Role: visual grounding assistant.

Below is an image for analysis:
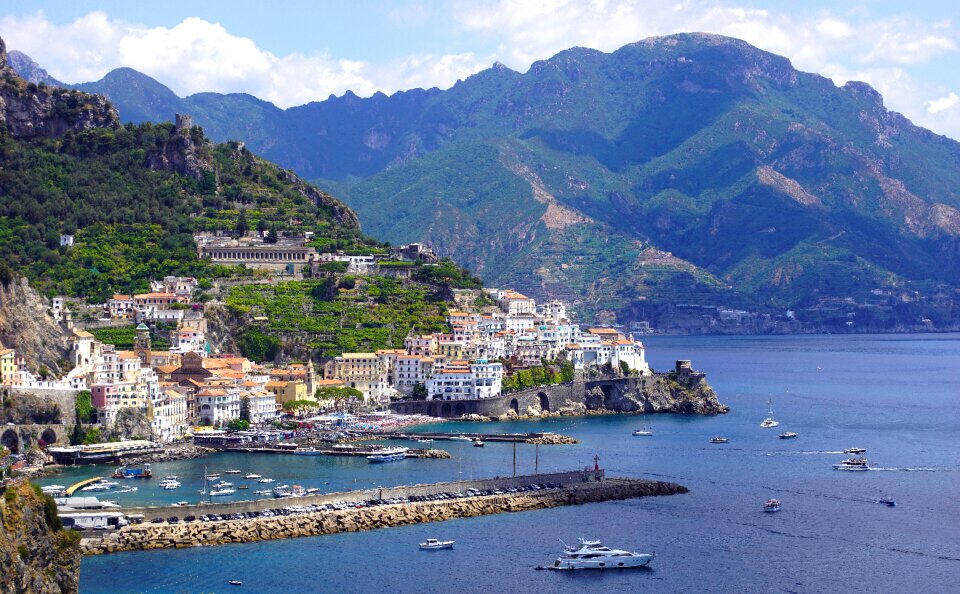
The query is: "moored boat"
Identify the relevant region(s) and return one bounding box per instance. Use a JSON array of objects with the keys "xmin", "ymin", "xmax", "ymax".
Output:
[
  {"xmin": 538, "ymin": 538, "xmax": 654, "ymax": 570},
  {"xmin": 112, "ymin": 464, "xmax": 152, "ymax": 479},
  {"xmin": 367, "ymin": 452, "xmax": 406, "ymax": 463},
  {"xmin": 763, "ymin": 499, "xmax": 782, "ymax": 512},
  {"xmin": 209, "ymin": 488, "xmax": 236, "ymax": 497},
  {"xmin": 760, "ymin": 398, "xmax": 779, "ymax": 428},
  {"xmin": 292, "ymin": 447, "xmax": 323, "ymax": 456},
  {"xmin": 243, "ymin": 474, "xmax": 262, "ymax": 479}
]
